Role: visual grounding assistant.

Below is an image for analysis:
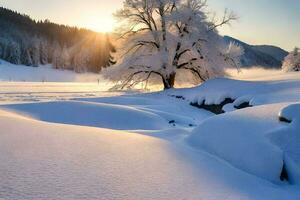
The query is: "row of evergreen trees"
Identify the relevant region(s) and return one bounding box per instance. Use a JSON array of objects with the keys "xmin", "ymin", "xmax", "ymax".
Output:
[{"xmin": 0, "ymin": 7, "xmax": 116, "ymax": 73}]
